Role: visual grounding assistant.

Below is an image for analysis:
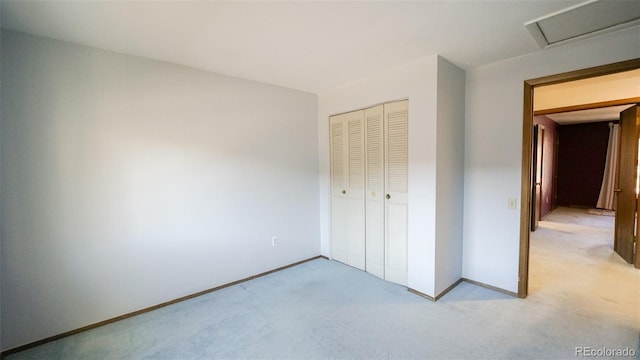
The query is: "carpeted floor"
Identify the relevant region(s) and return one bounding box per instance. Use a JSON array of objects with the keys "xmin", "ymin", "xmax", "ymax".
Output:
[
  {"xmin": 586, "ymin": 208, "xmax": 616, "ymax": 217},
  {"xmin": 7, "ymin": 207, "xmax": 640, "ymax": 359}
]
